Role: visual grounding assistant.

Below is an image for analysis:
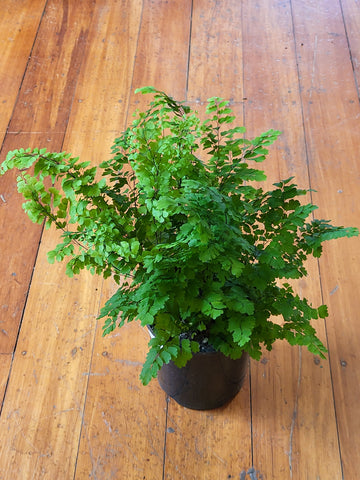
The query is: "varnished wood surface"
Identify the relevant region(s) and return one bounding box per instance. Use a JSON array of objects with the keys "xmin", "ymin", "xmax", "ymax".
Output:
[{"xmin": 0, "ymin": 1, "xmax": 359, "ymax": 478}]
